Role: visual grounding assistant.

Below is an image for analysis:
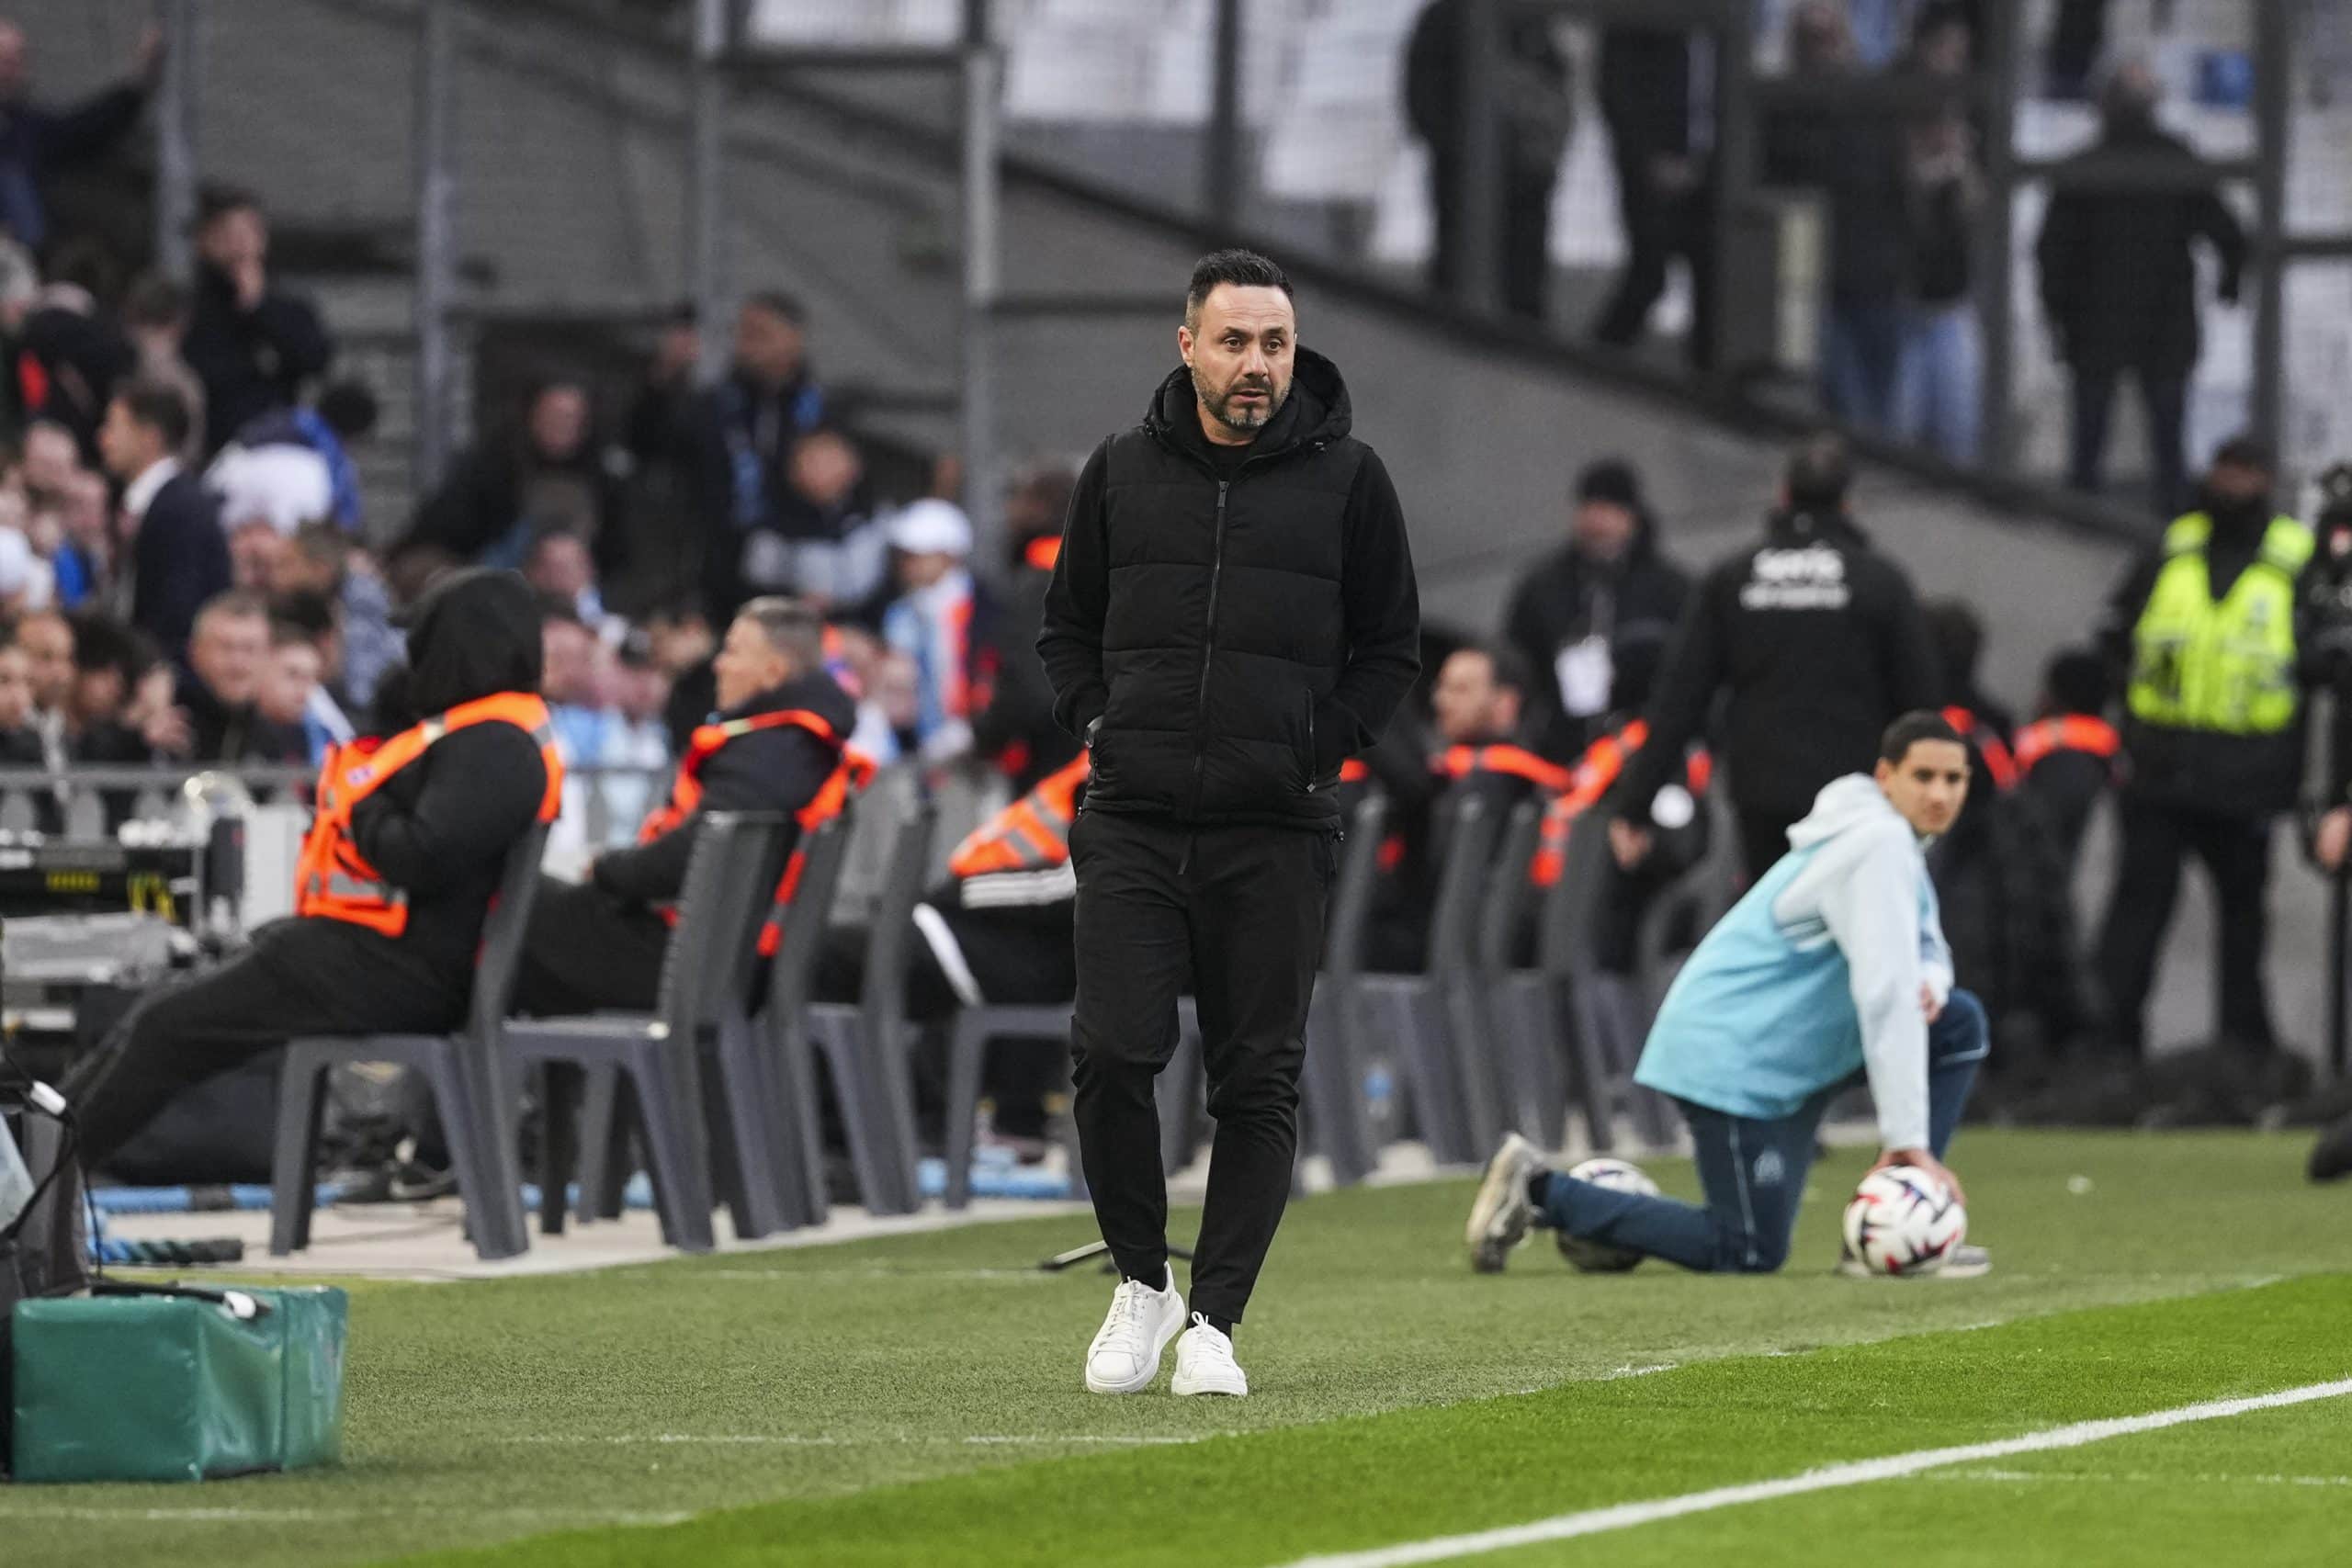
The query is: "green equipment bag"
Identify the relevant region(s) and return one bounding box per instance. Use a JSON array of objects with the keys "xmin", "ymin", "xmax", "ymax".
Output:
[{"xmin": 8, "ymin": 1285, "xmax": 347, "ymax": 1483}]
